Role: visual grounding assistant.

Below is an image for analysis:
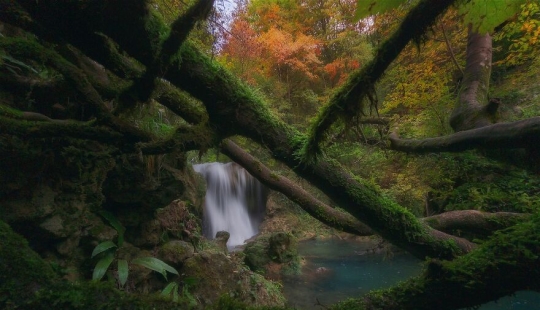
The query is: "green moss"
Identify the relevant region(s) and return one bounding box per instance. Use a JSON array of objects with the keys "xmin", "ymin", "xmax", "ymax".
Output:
[
  {"xmin": 0, "ymin": 104, "xmax": 24, "ymax": 118},
  {"xmin": 211, "ymin": 295, "xmax": 291, "ymax": 310},
  {"xmin": 0, "ymin": 220, "xmax": 56, "ymax": 307},
  {"xmin": 244, "ymin": 236, "xmax": 271, "ymax": 273}
]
